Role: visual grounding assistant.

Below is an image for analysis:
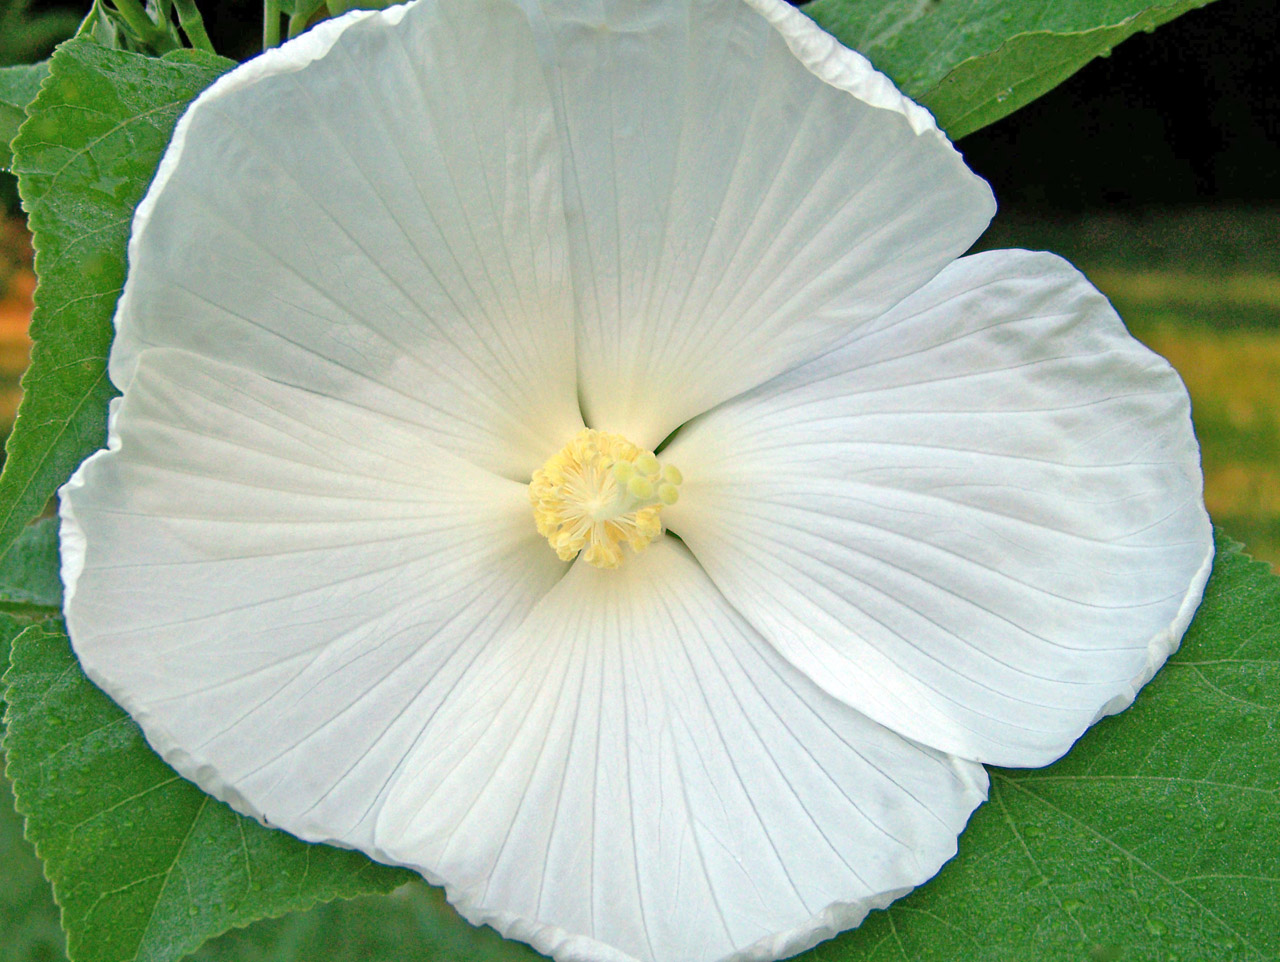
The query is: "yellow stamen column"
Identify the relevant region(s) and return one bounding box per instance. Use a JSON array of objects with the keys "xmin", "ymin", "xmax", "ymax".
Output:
[{"xmin": 529, "ymin": 429, "xmax": 683, "ymax": 568}]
